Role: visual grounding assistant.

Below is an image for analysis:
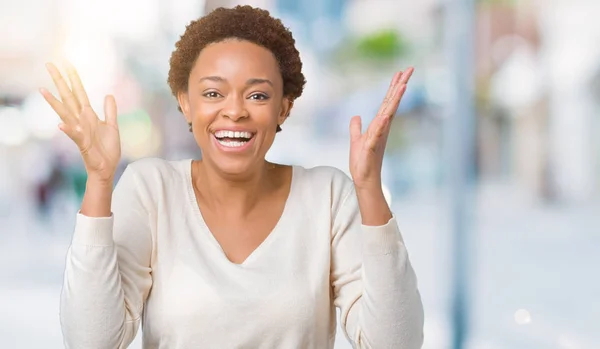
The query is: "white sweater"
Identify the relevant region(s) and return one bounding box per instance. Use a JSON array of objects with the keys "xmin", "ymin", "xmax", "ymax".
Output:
[{"xmin": 60, "ymin": 158, "xmax": 424, "ymax": 349}]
